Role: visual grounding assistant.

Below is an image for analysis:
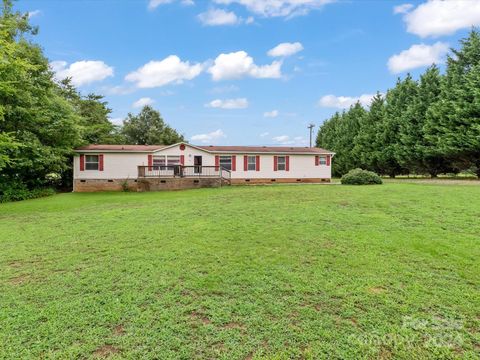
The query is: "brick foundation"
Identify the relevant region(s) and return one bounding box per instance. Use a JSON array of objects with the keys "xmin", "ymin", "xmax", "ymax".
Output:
[
  {"xmin": 230, "ymin": 178, "xmax": 330, "ymax": 185},
  {"xmin": 137, "ymin": 177, "xmax": 223, "ymax": 191},
  {"xmin": 73, "ymin": 179, "xmax": 138, "ymax": 192}
]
